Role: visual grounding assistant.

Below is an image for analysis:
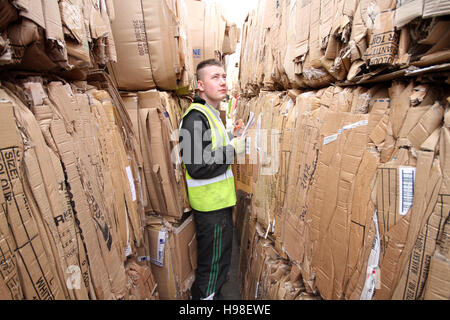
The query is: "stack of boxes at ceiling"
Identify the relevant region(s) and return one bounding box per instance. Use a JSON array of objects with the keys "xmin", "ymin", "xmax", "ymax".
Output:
[
  {"xmin": 107, "ymin": 0, "xmax": 238, "ymax": 299},
  {"xmin": 234, "ymin": 0, "xmax": 450, "ymax": 300},
  {"xmin": 0, "ymin": 0, "xmax": 159, "ymax": 300}
]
